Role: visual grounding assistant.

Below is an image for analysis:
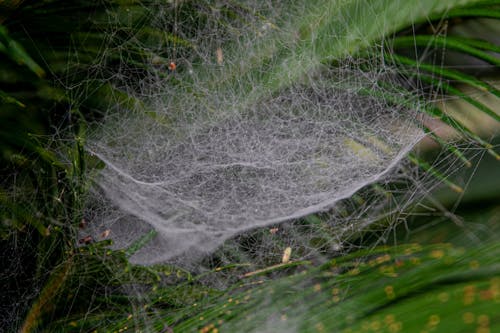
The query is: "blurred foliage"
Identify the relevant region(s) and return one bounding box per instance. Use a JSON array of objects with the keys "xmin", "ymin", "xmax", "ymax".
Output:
[{"xmin": 0, "ymin": 0, "xmax": 498, "ymax": 332}]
